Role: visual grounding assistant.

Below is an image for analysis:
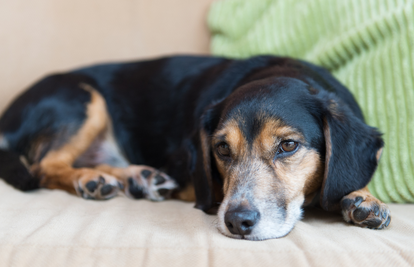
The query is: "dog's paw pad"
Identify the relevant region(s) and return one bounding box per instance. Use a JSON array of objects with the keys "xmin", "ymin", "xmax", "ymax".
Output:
[
  {"xmin": 127, "ymin": 177, "xmax": 145, "ymax": 199},
  {"xmin": 145, "ymin": 171, "xmax": 177, "ymax": 201},
  {"xmin": 141, "ymin": 170, "xmax": 152, "ymax": 179},
  {"xmin": 341, "ymin": 193, "xmax": 391, "ymax": 230},
  {"xmin": 154, "ymin": 174, "xmax": 166, "ymax": 185},
  {"xmin": 353, "ymin": 207, "xmax": 370, "ymax": 221},
  {"xmin": 158, "ymin": 188, "xmax": 170, "ymax": 197},
  {"xmin": 76, "ymin": 171, "xmax": 120, "ymax": 200},
  {"xmin": 85, "ymin": 181, "xmax": 98, "ymax": 193},
  {"xmin": 100, "ymin": 184, "xmax": 114, "ymax": 196},
  {"xmin": 123, "ymin": 166, "xmax": 178, "ymax": 201}
]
